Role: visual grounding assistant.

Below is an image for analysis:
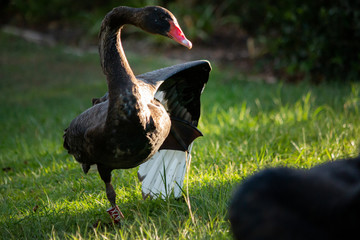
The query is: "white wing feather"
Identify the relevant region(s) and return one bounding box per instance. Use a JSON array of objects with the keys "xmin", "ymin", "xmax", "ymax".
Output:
[{"xmin": 138, "ymin": 149, "xmax": 190, "ymax": 199}]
